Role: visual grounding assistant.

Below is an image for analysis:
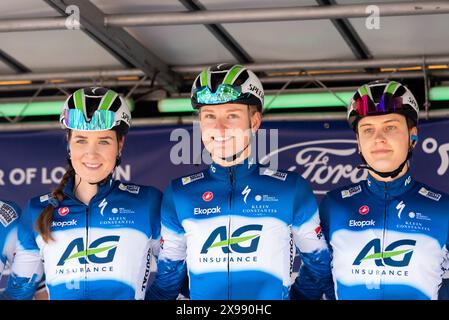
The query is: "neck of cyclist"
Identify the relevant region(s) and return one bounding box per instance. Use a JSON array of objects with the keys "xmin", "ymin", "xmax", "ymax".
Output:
[
  {"xmin": 213, "ymin": 141, "xmax": 253, "ymax": 168},
  {"xmin": 366, "ymin": 159, "xmax": 409, "ymax": 183},
  {"xmin": 74, "ymin": 174, "xmax": 101, "ymax": 205}
]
